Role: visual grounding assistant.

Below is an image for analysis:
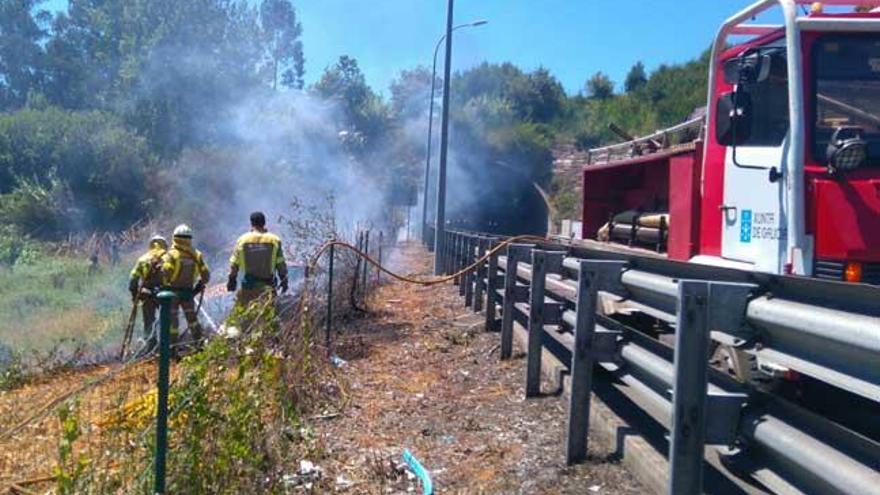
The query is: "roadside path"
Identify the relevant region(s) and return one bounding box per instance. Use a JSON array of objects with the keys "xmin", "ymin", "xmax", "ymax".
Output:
[{"xmin": 313, "ymin": 242, "xmax": 643, "ymax": 493}]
